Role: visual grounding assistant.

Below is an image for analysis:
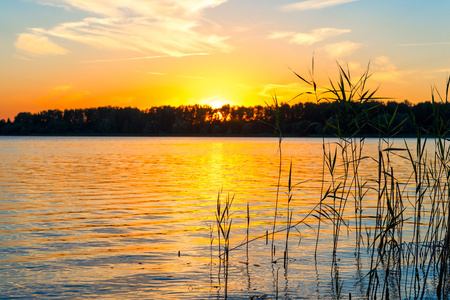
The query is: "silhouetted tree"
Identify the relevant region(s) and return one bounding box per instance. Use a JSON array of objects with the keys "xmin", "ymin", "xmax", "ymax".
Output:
[{"xmin": 1, "ymin": 100, "xmax": 448, "ymax": 137}]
